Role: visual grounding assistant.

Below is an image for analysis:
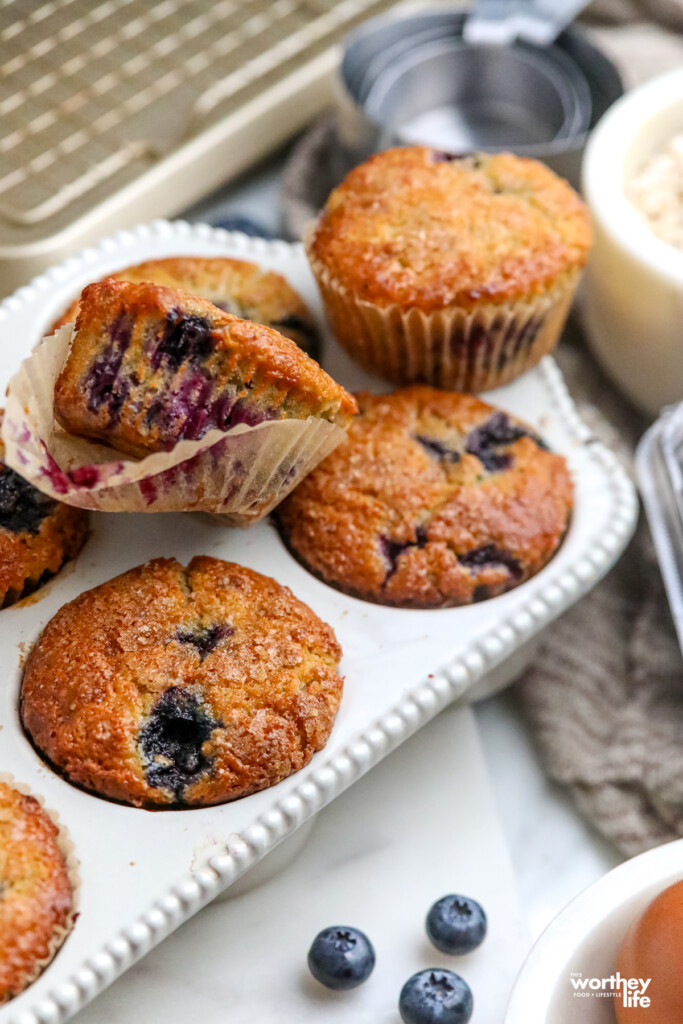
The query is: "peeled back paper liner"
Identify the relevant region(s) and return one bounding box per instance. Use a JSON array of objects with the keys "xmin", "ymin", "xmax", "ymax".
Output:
[
  {"xmin": 307, "ymin": 241, "xmax": 580, "ymax": 392},
  {"xmin": 3, "ymin": 326, "xmax": 347, "ymax": 526},
  {"xmin": 0, "ymin": 771, "xmax": 80, "ymax": 998}
]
